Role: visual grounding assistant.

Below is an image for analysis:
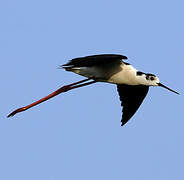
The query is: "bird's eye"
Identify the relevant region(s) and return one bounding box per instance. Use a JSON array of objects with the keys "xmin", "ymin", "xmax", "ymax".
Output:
[{"xmin": 150, "ymin": 76, "xmax": 155, "ymax": 81}]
